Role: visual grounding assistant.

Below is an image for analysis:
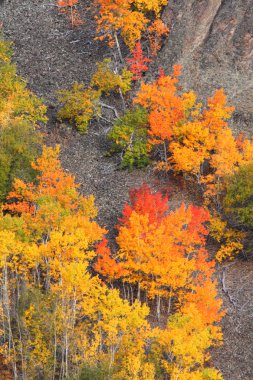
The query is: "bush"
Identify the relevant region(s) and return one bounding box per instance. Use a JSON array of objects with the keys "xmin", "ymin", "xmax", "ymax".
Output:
[
  {"xmin": 108, "ymin": 106, "xmax": 150, "ymax": 169},
  {"xmin": 57, "ymin": 83, "xmax": 101, "ymax": 133},
  {"xmin": 223, "ymin": 163, "xmax": 253, "ymax": 228},
  {"xmin": 91, "ymin": 58, "xmax": 132, "ymax": 95},
  {"xmin": 0, "ymin": 121, "xmax": 42, "ymax": 200},
  {"xmin": 0, "ymin": 35, "xmax": 45, "ymax": 201}
]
